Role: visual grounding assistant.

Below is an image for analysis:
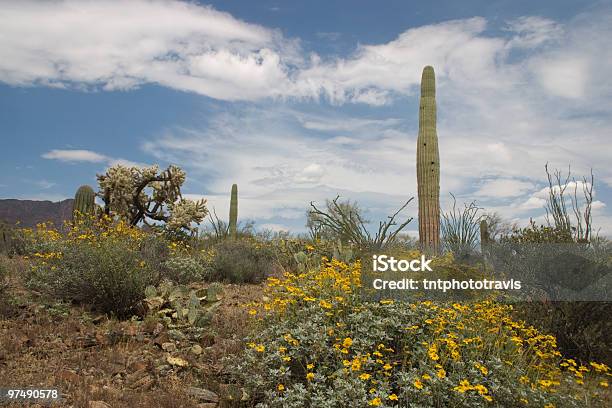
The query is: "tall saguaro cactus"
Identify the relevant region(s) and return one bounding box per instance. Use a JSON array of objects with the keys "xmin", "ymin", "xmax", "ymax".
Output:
[
  {"xmin": 480, "ymin": 219, "xmax": 490, "ymax": 250},
  {"xmin": 416, "ymin": 66, "xmax": 440, "ymax": 253},
  {"xmin": 73, "ymin": 185, "xmax": 96, "ymax": 219},
  {"xmin": 229, "ymin": 184, "xmax": 238, "ymax": 239}
]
